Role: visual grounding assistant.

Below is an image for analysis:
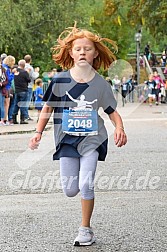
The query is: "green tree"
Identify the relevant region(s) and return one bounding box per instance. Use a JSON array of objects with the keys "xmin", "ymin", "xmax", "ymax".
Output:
[
  {"xmin": 0, "ymin": 0, "xmax": 77, "ymax": 71},
  {"xmin": 0, "ymin": 0, "xmax": 166, "ymax": 71},
  {"xmin": 90, "ymin": 0, "xmax": 167, "ymax": 56}
]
